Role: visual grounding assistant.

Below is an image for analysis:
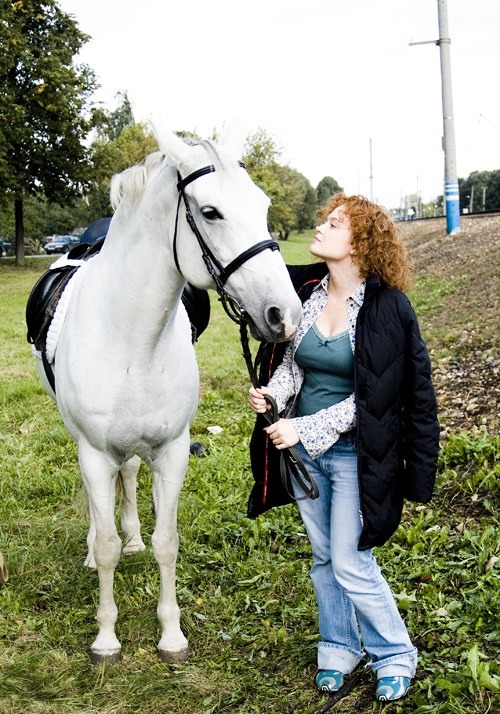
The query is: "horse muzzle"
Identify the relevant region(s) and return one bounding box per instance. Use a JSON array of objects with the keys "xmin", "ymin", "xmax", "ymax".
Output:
[{"xmin": 247, "ymin": 303, "xmax": 300, "ymax": 343}]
